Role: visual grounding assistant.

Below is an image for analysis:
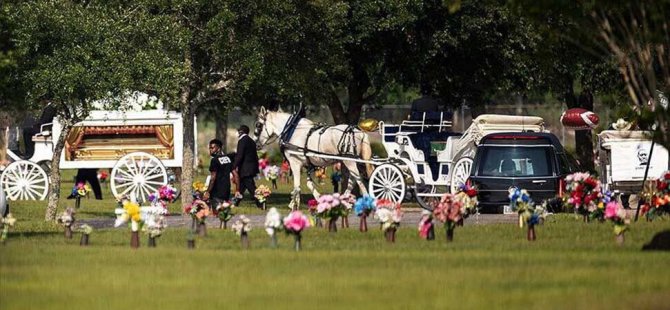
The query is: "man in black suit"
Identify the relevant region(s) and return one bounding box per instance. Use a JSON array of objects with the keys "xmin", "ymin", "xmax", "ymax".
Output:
[{"xmin": 233, "ymin": 125, "xmax": 261, "ymax": 207}]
